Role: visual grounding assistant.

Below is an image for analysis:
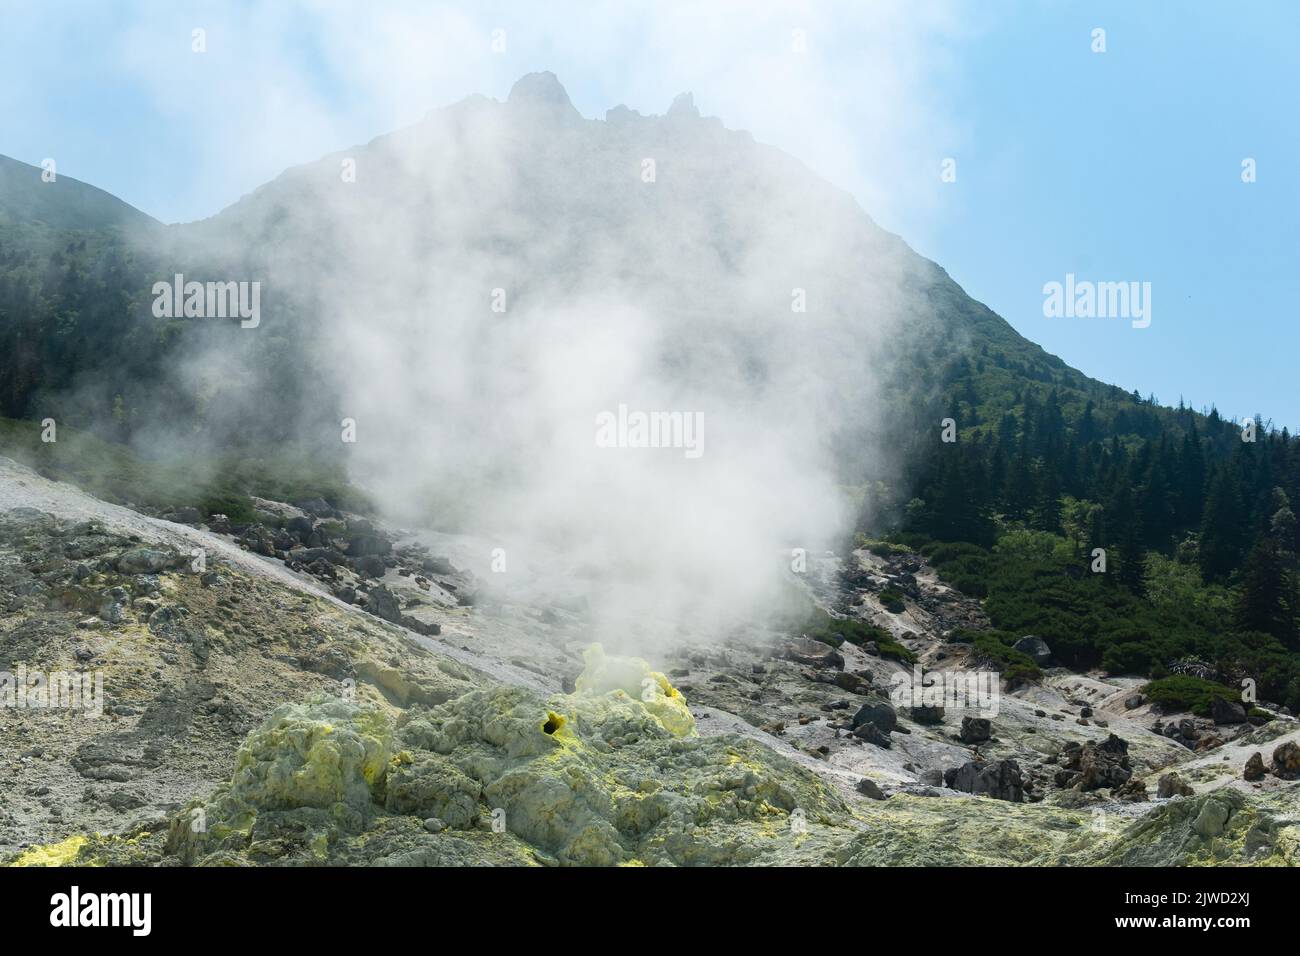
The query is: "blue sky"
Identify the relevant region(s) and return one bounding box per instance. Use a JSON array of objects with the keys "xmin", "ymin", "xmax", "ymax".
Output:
[{"xmin": 1, "ymin": 0, "xmax": 1296, "ymax": 429}]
